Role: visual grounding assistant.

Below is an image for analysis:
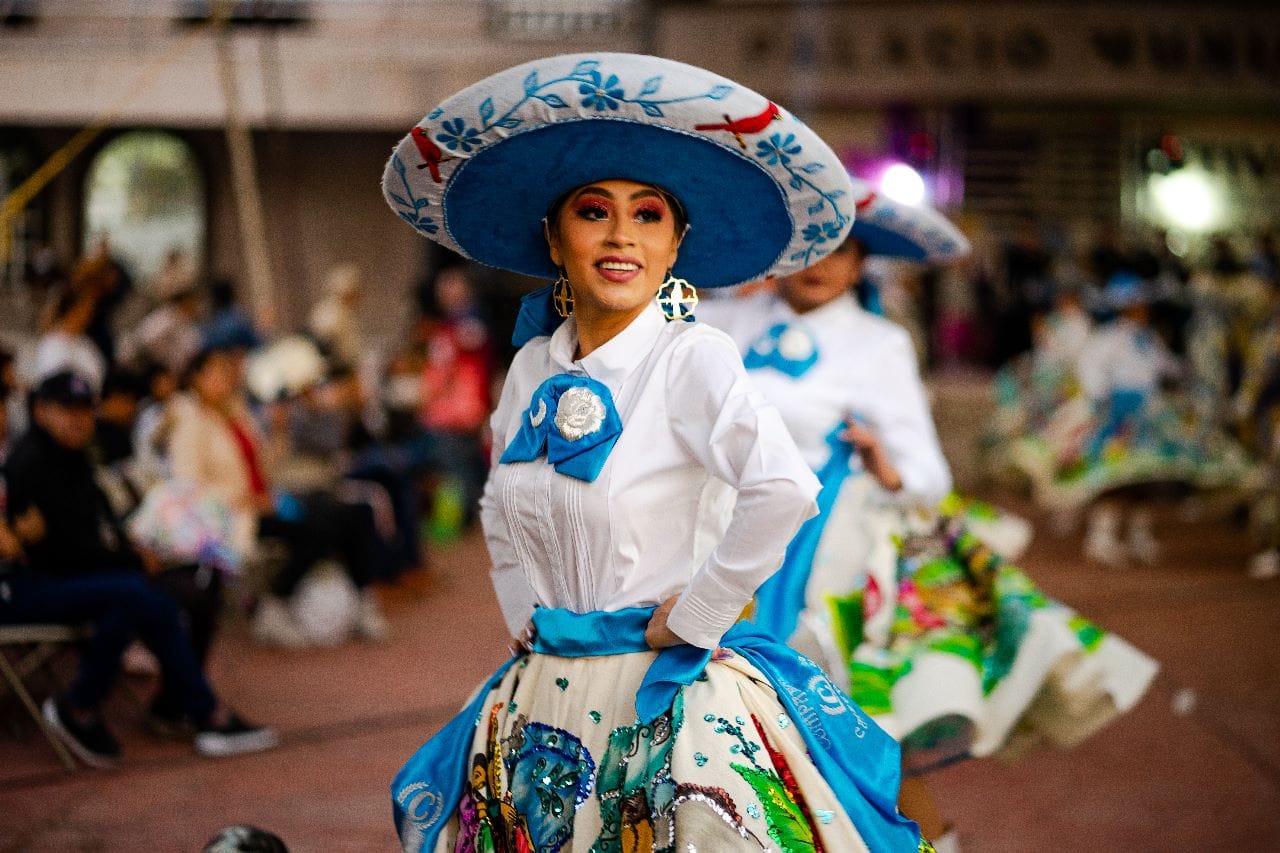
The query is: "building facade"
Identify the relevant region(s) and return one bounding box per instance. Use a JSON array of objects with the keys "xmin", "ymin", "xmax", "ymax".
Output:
[{"xmin": 2, "ymin": 1, "xmax": 1277, "ymax": 340}]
